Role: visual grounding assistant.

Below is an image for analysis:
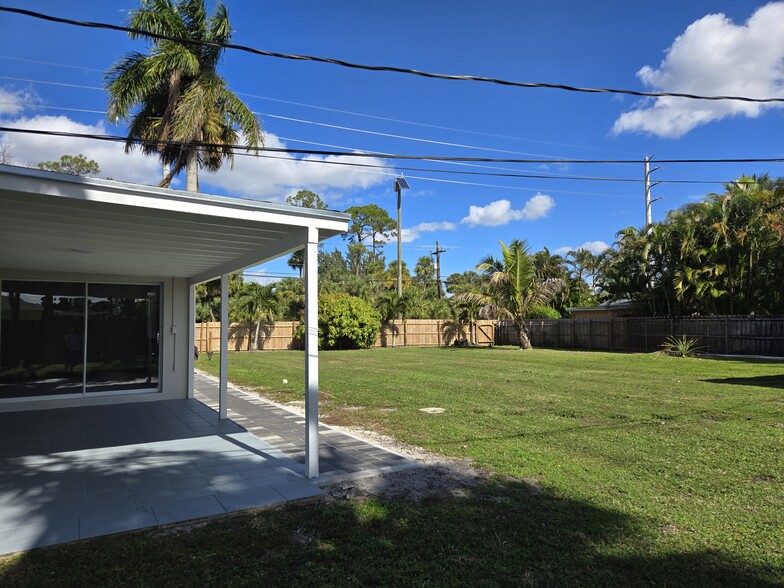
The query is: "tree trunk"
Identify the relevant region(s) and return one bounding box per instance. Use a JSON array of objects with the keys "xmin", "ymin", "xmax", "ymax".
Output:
[
  {"xmin": 254, "ymin": 318, "xmax": 261, "ymax": 351},
  {"xmin": 185, "ymin": 149, "xmax": 199, "ymax": 192},
  {"xmin": 515, "ymin": 319, "xmax": 532, "ymax": 349}
]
